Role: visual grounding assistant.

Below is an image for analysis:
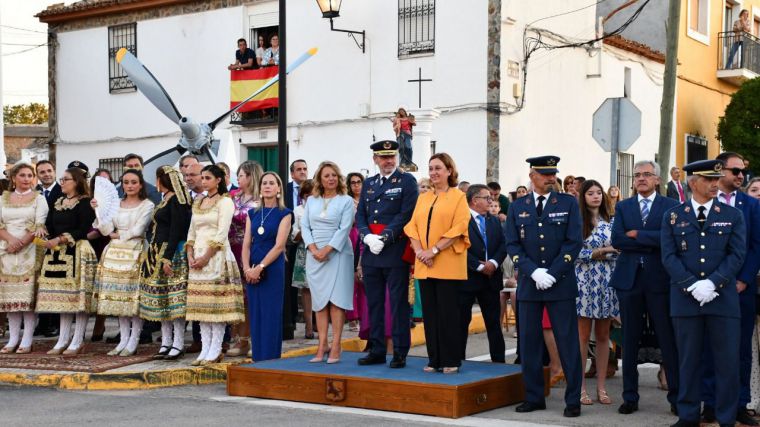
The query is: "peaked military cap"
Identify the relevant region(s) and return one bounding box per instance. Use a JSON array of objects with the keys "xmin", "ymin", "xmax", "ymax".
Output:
[
  {"xmin": 526, "ymin": 155, "xmax": 560, "ymax": 175},
  {"xmin": 682, "ymin": 159, "xmax": 724, "ymax": 178},
  {"xmin": 371, "ymin": 140, "xmax": 399, "ymax": 156},
  {"xmin": 67, "ymin": 160, "xmax": 89, "ymax": 174}
]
